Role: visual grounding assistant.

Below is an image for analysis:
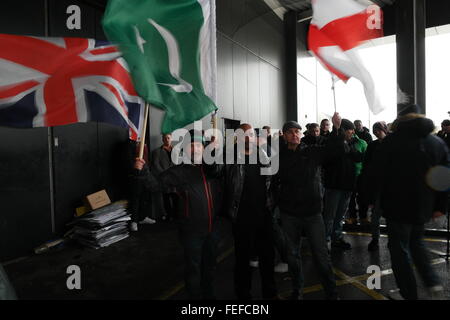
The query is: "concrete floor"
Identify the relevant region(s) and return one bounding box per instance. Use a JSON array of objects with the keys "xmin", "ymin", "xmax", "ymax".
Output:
[{"xmin": 3, "ymin": 218, "xmax": 450, "ymax": 300}]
